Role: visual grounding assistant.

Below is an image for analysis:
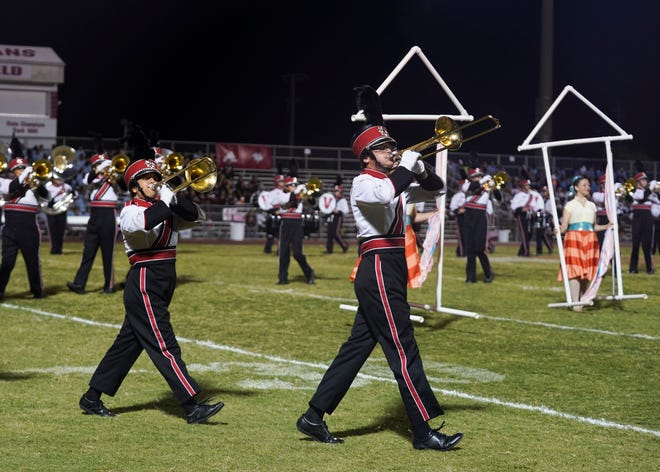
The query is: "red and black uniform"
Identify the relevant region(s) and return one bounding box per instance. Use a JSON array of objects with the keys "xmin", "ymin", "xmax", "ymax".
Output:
[
  {"xmin": 461, "ymin": 172, "xmax": 494, "ymax": 283},
  {"xmin": 70, "ymin": 155, "xmax": 119, "ymax": 292},
  {"xmin": 274, "ymin": 178, "xmax": 314, "ymax": 284},
  {"xmin": 87, "ymin": 183, "xmax": 206, "ymax": 405},
  {"xmin": 629, "ymin": 173, "xmax": 657, "ymax": 274},
  {"xmin": 307, "ymin": 164, "xmax": 445, "ymax": 434},
  {"xmin": 0, "ymin": 161, "xmax": 48, "ymax": 299}
]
